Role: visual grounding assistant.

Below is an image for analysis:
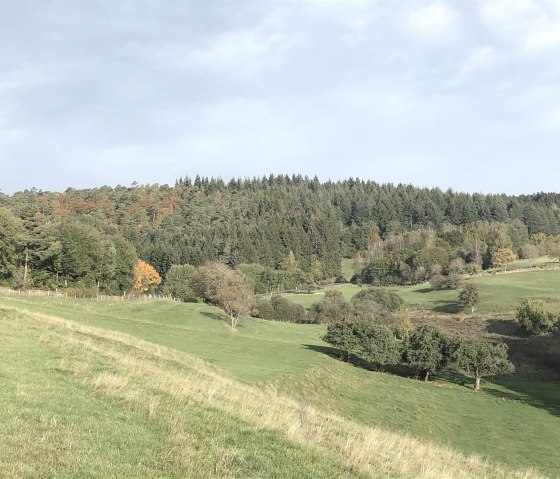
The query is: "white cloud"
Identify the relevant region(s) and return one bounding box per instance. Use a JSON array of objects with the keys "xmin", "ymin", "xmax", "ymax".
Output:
[
  {"xmin": 302, "ymin": 0, "xmax": 376, "ymax": 33},
  {"xmin": 0, "ymin": 66, "xmax": 54, "ymax": 94},
  {"xmin": 459, "ymin": 46, "xmax": 498, "ymax": 75},
  {"xmin": 542, "ymin": 106, "xmax": 560, "ymax": 130},
  {"xmin": 332, "ymin": 86, "xmax": 414, "ymax": 118},
  {"xmin": 480, "ymin": 0, "xmax": 560, "ymax": 53},
  {"xmin": 407, "ymin": 3, "xmax": 458, "ymax": 39},
  {"xmin": 154, "ymin": 25, "xmax": 296, "ymax": 78}
]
